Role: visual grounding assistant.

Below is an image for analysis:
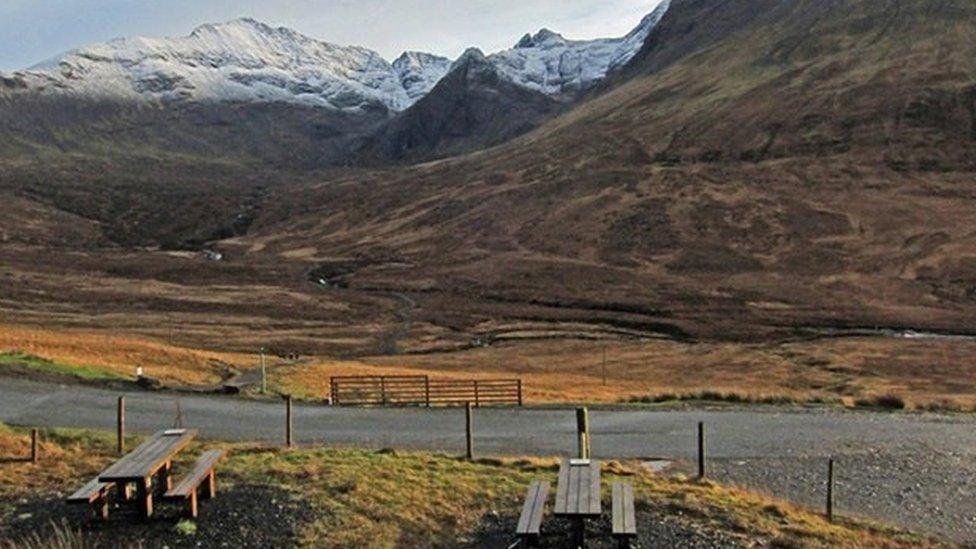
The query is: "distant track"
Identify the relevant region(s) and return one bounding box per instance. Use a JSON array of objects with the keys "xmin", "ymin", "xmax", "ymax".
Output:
[{"xmin": 2, "ymin": 377, "xmax": 975, "ymax": 542}]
